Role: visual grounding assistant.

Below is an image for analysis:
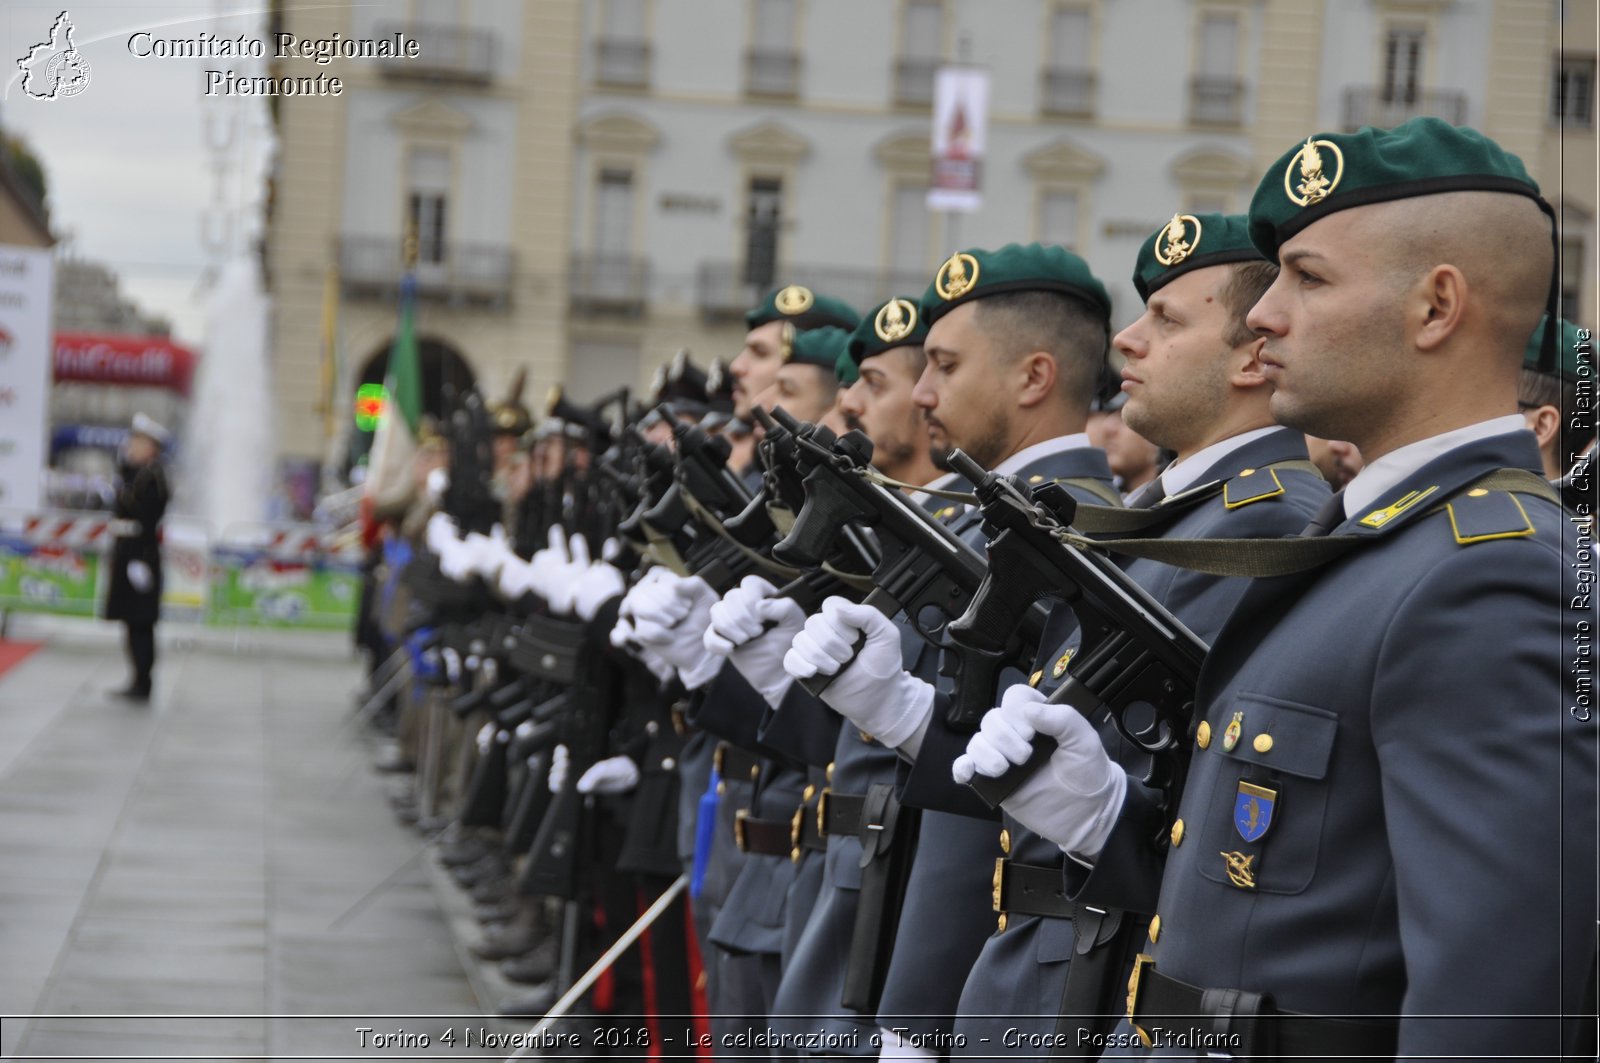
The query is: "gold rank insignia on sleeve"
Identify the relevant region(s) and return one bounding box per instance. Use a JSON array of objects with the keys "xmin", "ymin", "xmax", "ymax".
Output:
[
  {"xmin": 1358, "ymin": 485, "xmax": 1440, "ymax": 529},
  {"xmin": 874, "ymin": 298, "xmax": 918, "ymax": 342},
  {"xmin": 1154, "ymin": 213, "xmax": 1202, "ymax": 266},
  {"xmin": 1284, "ymin": 137, "xmax": 1344, "ymax": 207},
  {"xmin": 775, "ymin": 284, "xmax": 815, "ymax": 315},
  {"xmin": 935, "ymin": 252, "xmax": 980, "ymax": 300}
]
